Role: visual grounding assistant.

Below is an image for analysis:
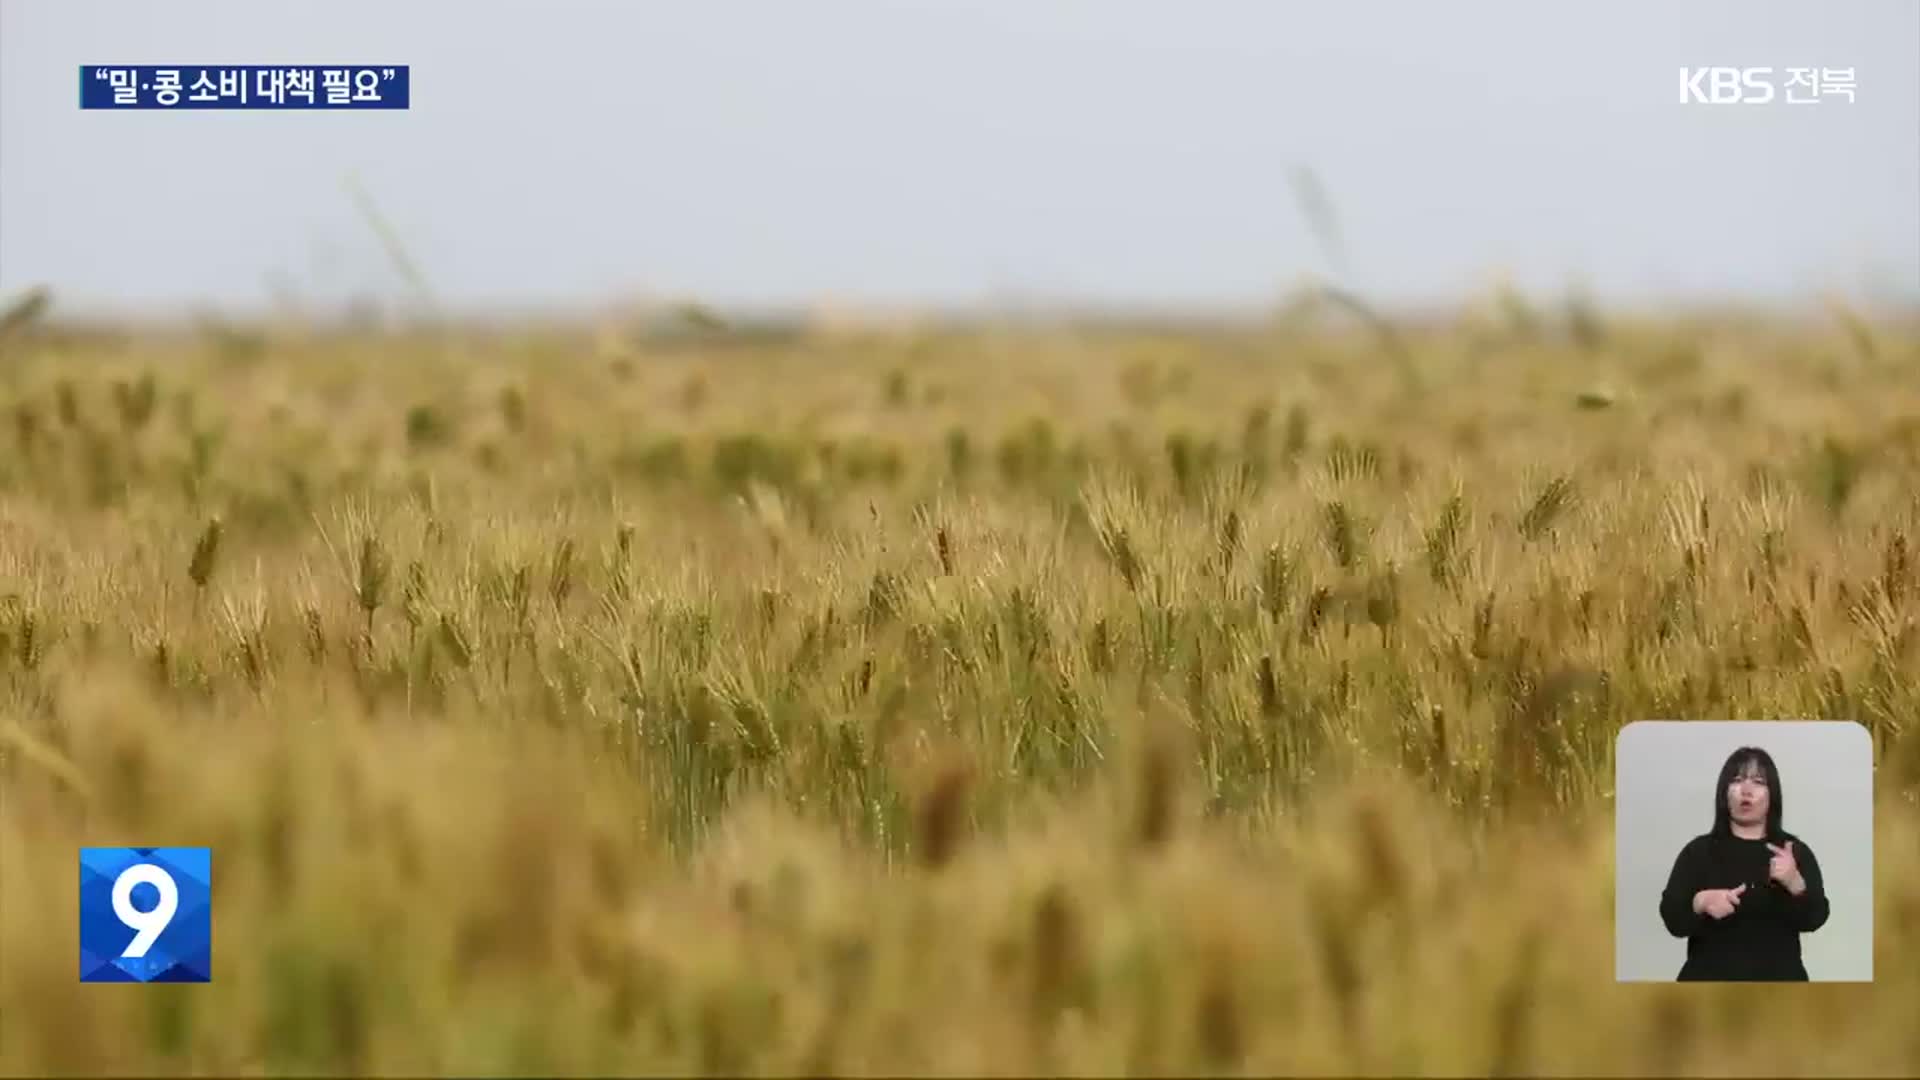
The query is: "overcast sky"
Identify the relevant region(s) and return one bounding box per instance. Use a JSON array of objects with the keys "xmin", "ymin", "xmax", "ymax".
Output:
[{"xmin": 1, "ymin": 0, "xmax": 1915, "ymax": 316}]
